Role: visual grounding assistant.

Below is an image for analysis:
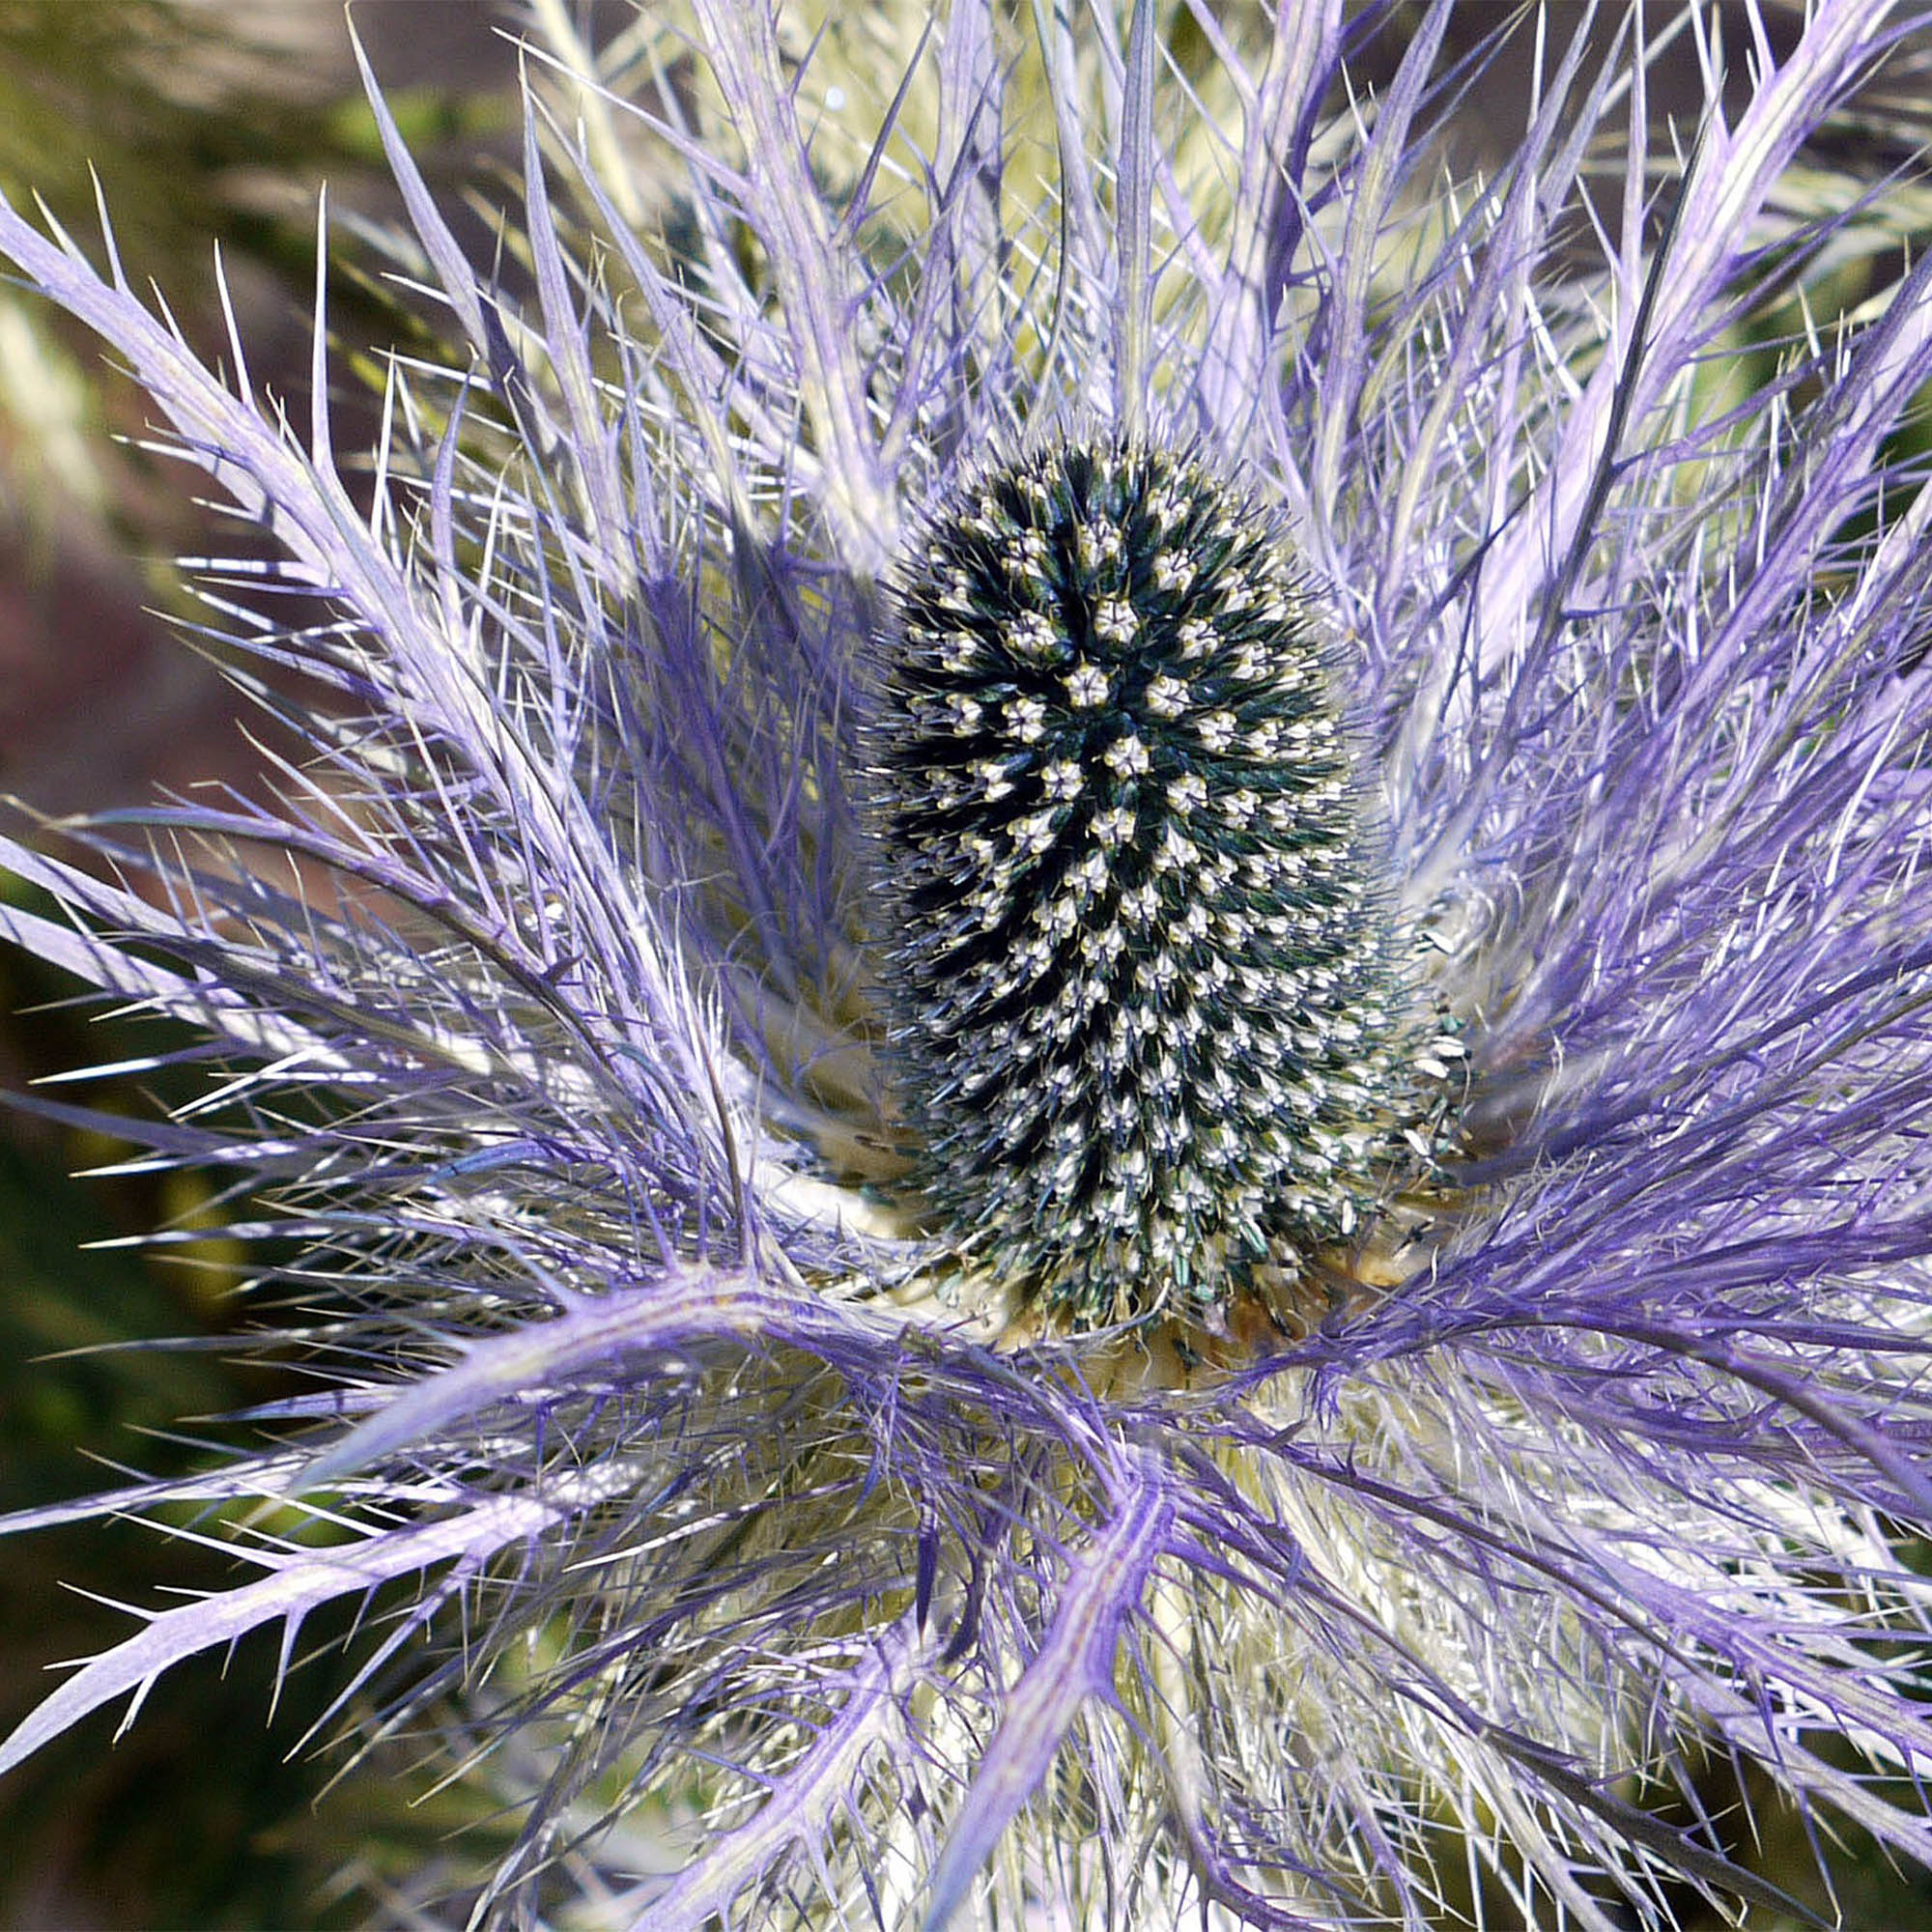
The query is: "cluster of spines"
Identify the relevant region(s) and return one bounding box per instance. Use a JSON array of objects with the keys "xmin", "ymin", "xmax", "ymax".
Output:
[{"xmin": 867, "ymin": 437, "xmax": 1446, "ymax": 1326}]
